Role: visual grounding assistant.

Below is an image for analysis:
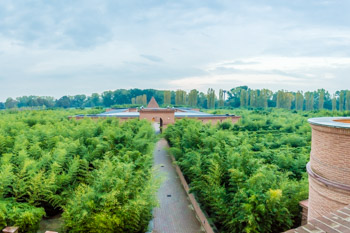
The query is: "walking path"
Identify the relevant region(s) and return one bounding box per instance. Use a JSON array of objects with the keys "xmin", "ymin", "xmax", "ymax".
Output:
[{"xmin": 153, "ymin": 139, "xmax": 203, "ymax": 233}]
